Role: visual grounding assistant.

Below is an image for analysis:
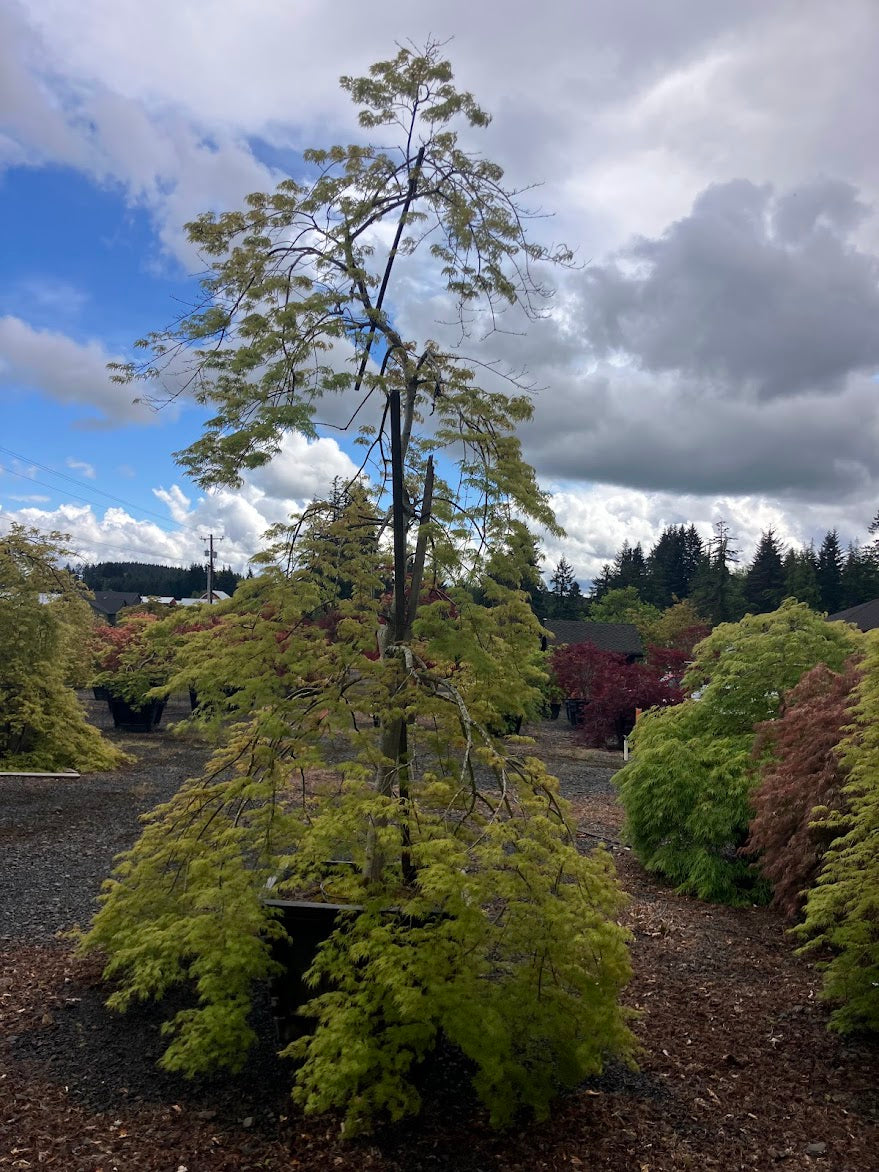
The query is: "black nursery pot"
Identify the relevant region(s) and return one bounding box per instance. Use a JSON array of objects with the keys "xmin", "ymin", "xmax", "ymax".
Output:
[
  {"xmin": 107, "ymin": 696, "xmax": 166, "ymax": 732},
  {"xmin": 549, "ymin": 702, "xmax": 561, "ymax": 720},
  {"xmin": 264, "ymin": 899, "xmax": 360, "ymax": 1044},
  {"xmin": 565, "ymin": 698, "xmax": 586, "ymax": 727}
]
